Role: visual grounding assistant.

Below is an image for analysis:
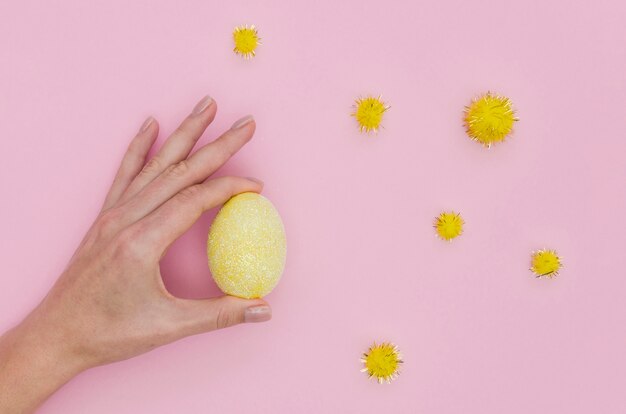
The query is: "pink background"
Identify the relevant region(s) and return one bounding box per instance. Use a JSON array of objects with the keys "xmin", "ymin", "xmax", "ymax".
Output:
[{"xmin": 1, "ymin": 0, "xmax": 625, "ymax": 412}]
